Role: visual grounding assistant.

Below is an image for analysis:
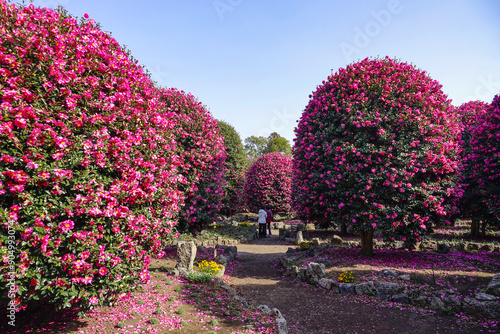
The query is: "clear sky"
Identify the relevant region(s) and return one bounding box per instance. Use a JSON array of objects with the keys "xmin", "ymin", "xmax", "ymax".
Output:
[{"xmin": 18, "ymin": 0, "xmax": 500, "ymax": 144}]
